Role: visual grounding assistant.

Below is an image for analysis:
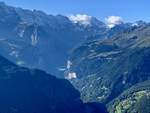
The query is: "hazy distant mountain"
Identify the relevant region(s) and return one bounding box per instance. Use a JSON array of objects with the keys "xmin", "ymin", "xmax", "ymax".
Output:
[
  {"xmin": 0, "ymin": 2, "xmax": 108, "ymax": 77},
  {"xmin": 68, "ymin": 23, "xmax": 150, "ymax": 105}
]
